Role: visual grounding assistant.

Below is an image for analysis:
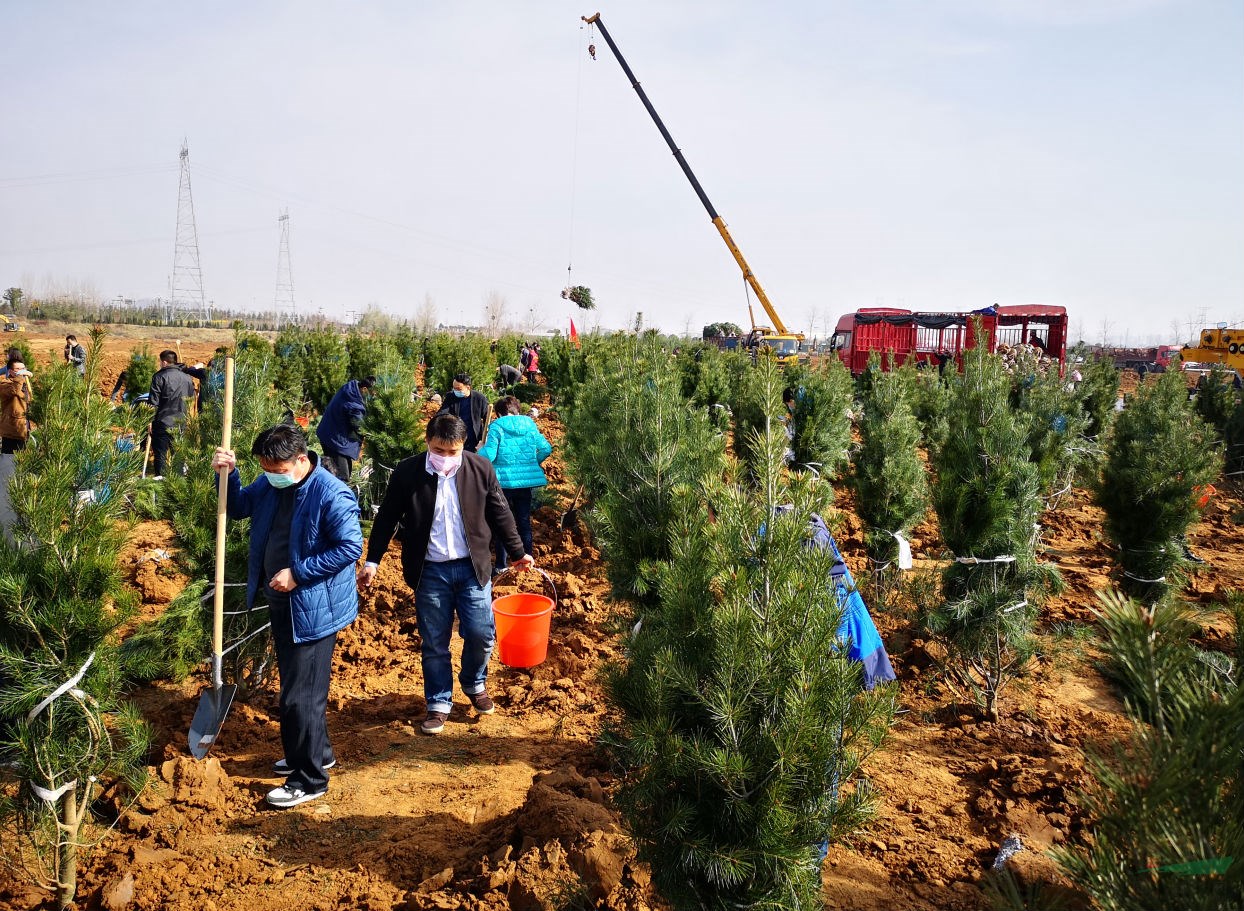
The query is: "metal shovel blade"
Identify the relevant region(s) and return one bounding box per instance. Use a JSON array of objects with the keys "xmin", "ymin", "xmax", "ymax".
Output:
[{"xmin": 188, "ymin": 683, "xmax": 238, "ymax": 759}]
